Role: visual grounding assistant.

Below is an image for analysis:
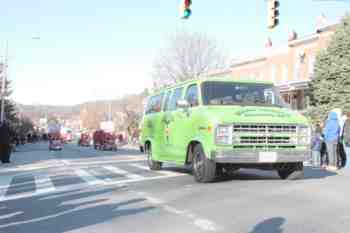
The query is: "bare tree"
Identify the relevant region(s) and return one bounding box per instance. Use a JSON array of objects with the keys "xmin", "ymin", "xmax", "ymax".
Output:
[
  {"xmin": 121, "ymin": 101, "xmax": 142, "ymax": 135},
  {"xmin": 153, "ymin": 31, "xmax": 228, "ymax": 87}
]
